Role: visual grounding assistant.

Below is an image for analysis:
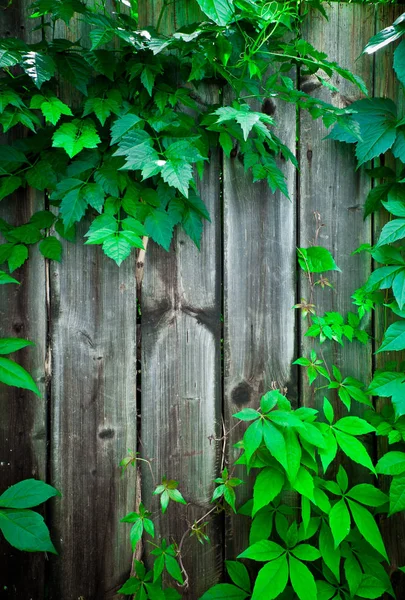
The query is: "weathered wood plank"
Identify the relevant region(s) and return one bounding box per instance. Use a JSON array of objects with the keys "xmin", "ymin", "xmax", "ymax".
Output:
[
  {"xmin": 44, "ymin": 7, "xmax": 138, "ymax": 598},
  {"xmin": 140, "ymin": 118, "xmax": 222, "ymax": 599},
  {"xmin": 0, "ymin": 4, "xmax": 47, "ymax": 598},
  {"xmin": 299, "ymin": 4, "xmax": 374, "ymax": 480},
  {"xmin": 223, "ymin": 91, "xmax": 297, "ymax": 557},
  {"xmin": 138, "ymin": 4, "xmax": 223, "ymax": 598},
  {"xmin": 374, "ymin": 6, "xmax": 405, "ymax": 595},
  {"xmin": 48, "ymin": 230, "xmax": 138, "ymax": 599}
]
